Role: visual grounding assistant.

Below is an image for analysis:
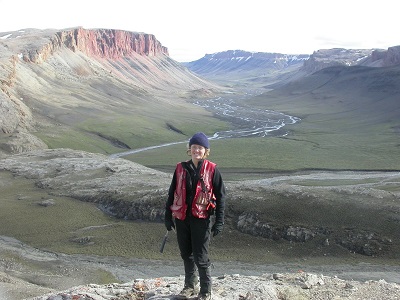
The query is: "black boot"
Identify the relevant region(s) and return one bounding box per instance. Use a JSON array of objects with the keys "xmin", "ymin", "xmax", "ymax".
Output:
[
  {"xmin": 197, "ymin": 292, "xmax": 212, "ymax": 300},
  {"xmin": 198, "ymin": 266, "xmax": 211, "ymax": 295},
  {"xmin": 176, "ymin": 259, "xmax": 199, "ymax": 299},
  {"xmin": 183, "ymin": 258, "xmax": 198, "ymax": 288}
]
